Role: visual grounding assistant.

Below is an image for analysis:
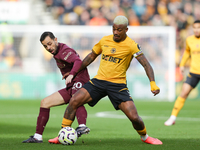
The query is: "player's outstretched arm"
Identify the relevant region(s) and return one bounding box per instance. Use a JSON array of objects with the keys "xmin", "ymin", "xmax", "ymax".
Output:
[
  {"xmin": 136, "ymin": 54, "xmax": 154, "ymax": 81},
  {"xmin": 78, "ymin": 50, "xmax": 99, "ymax": 72},
  {"xmin": 136, "ymin": 54, "xmax": 160, "ymax": 96},
  {"xmin": 62, "ymin": 50, "xmax": 99, "ymax": 80}
]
